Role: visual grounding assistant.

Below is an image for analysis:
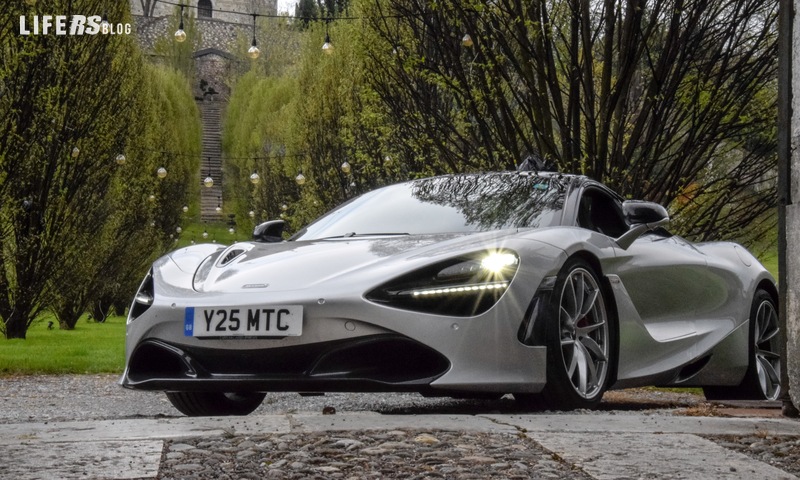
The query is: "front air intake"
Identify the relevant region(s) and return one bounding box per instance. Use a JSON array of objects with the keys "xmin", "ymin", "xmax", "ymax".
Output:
[{"xmin": 128, "ymin": 270, "xmax": 154, "ymax": 323}]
